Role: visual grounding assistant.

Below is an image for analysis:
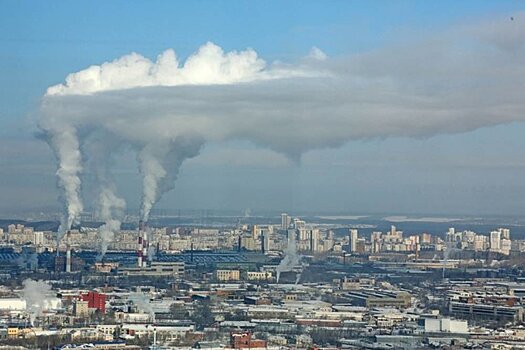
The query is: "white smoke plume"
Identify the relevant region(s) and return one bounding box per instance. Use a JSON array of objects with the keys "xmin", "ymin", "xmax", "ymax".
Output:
[
  {"xmin": 22, "ymin": 279, "xmax": 54, "ymax": 325},
  {"xmin": 39, "ymin": 14, "xmax": 525, "ymax": 223},
  {"xmin": 46, "ymin": 42, "xmax": 313, "ymax": 96},
  {"xmin": 97, "ymin": 211, "xmax": 123, "ymax": 259},
  {"xmin": 276, "ymin": 230, "xmax": 301, "ymax": 283},
  {"xmin": 147, "ymin": 242, "xmax": 156, "ymax": 262},
  {"xmin": 84, "ymin": 133, "xmax": 126, "ymax": 258},
  {"xmin": 39, "ymin": 123, "xmax": 83, "ymax": 242},
  {"xmin": 97, "ymin": 186, "xmax": 125, "ymax": 259},
  {"xmin": 144, "ymin": 226, "xmax": 157, "ymax": 262},
  {"xmin": 129, "ymin": 292, "xmax": 155, "ymax": 322},
  {"xmin": 138, "ymin": 137, "xmax": 203, "ymax": 221}
]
